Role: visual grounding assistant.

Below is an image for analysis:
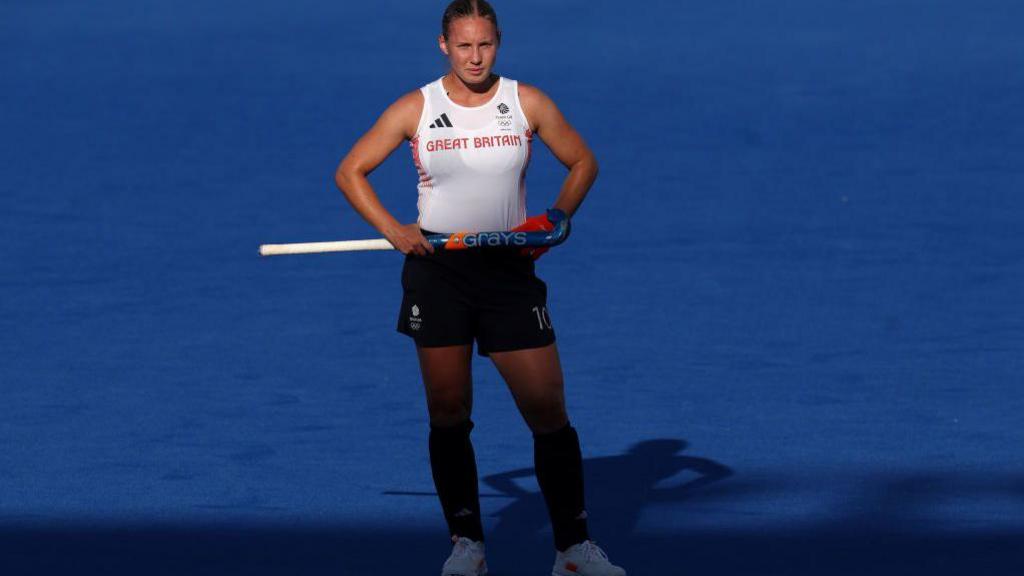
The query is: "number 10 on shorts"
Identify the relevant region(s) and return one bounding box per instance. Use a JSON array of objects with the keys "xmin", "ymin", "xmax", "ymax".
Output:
[{"xmin": 532, "ymin": 306, "xmax": 553, "ymax": 330}]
